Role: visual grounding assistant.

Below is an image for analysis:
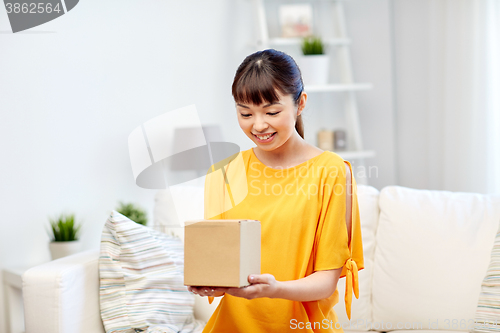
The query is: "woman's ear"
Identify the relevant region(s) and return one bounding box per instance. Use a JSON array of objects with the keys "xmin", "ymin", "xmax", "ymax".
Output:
[{"xmin": 297, "ymin": 92, "xmax": 308, "ymax": 116}]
